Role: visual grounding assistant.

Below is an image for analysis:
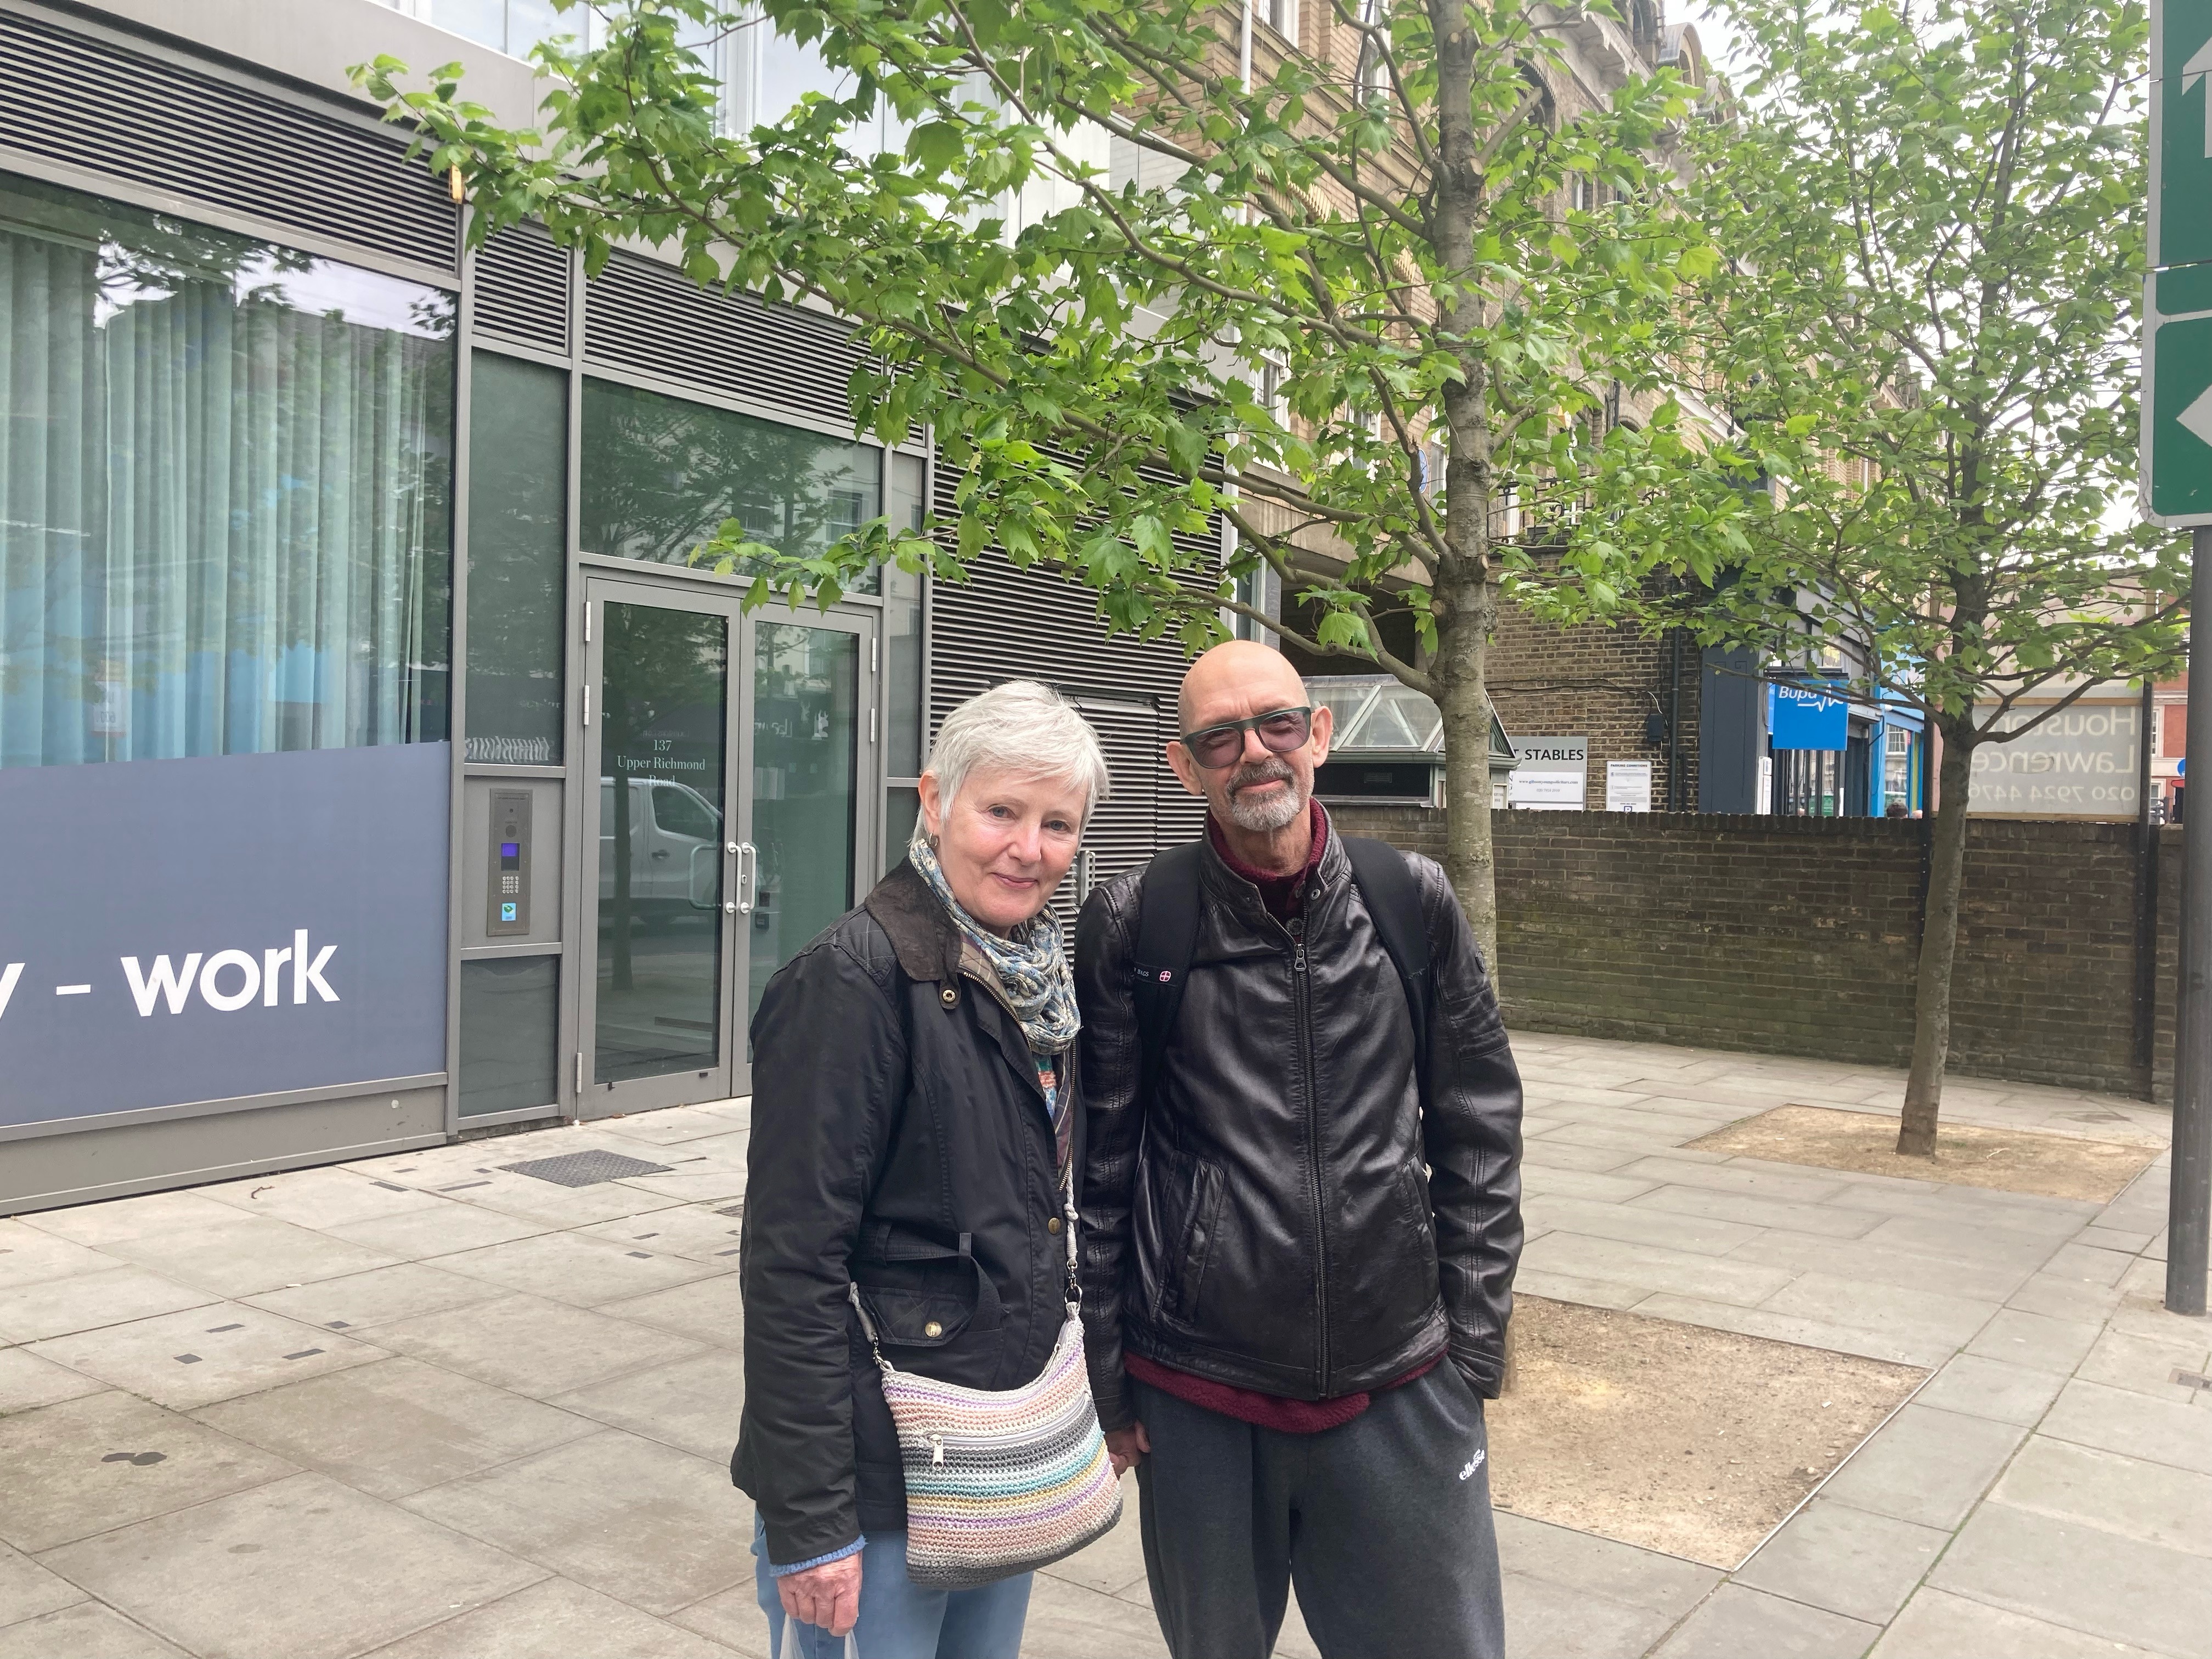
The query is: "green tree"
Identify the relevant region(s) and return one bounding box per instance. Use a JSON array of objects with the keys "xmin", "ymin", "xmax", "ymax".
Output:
[
  {"xmin": 358, "ymin": 0, "xmax": 1728, "ymax": 958},
  {"xmin": 1685, "ymin": 0, "xmax": 2187, "ymax": 1153}
]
